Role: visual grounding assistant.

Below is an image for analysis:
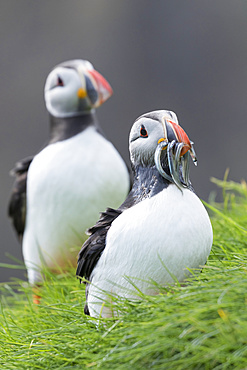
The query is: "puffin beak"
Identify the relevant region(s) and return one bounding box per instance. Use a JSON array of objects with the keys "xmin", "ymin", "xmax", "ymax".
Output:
[
  {"xmin": 165, "ymin": 120, "xmax": 191, "ymax": 157},
  {"xmin": 155, "ymin": 119, "xmax": 197, "ymax": 190},
  {"xmin": 87, "ymin": 69, "xmax": 113, "ymax": 107}
]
